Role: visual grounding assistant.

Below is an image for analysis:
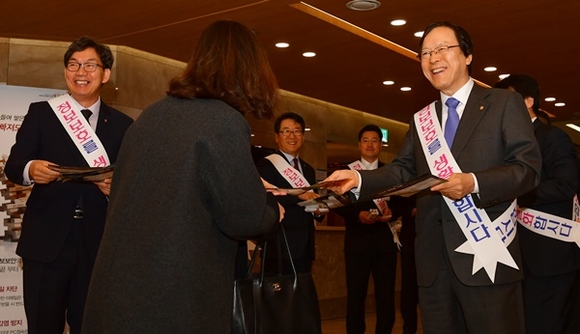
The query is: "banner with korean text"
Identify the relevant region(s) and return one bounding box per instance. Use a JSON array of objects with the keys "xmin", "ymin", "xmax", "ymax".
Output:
[{"xmin": 0, "ymin": 85, "xmax": 67, "ymax": 333}]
